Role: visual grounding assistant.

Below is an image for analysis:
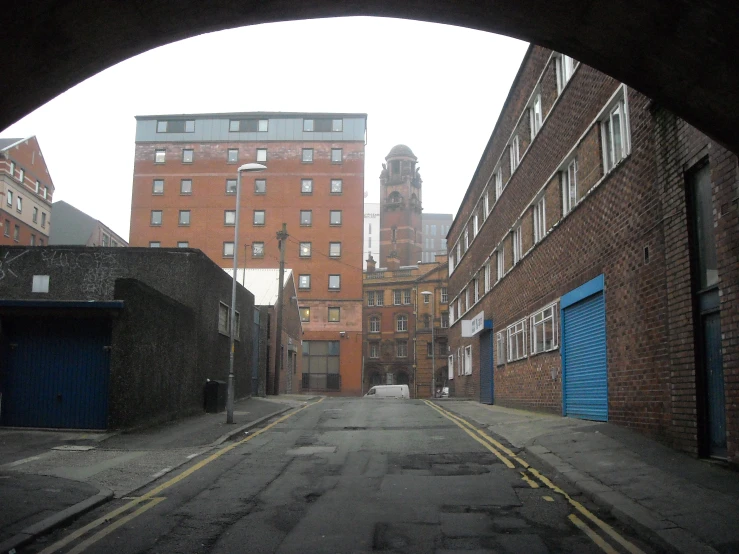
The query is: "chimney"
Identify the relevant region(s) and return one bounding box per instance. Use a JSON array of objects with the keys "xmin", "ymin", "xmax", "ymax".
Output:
[
  {"xmin": 366, "ymin": 253, "xmax": 376, "ymax": 273},
  {"xmin": 386, "ymin": 251, "xmax": 400, "ymax": 271}
]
